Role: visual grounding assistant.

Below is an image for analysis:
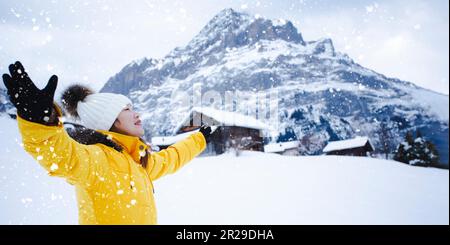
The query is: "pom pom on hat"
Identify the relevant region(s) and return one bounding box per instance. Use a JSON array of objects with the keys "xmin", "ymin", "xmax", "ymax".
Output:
[{"xmin": 61, "ymin": 84, "xmax": 93, "ymax": 118}]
